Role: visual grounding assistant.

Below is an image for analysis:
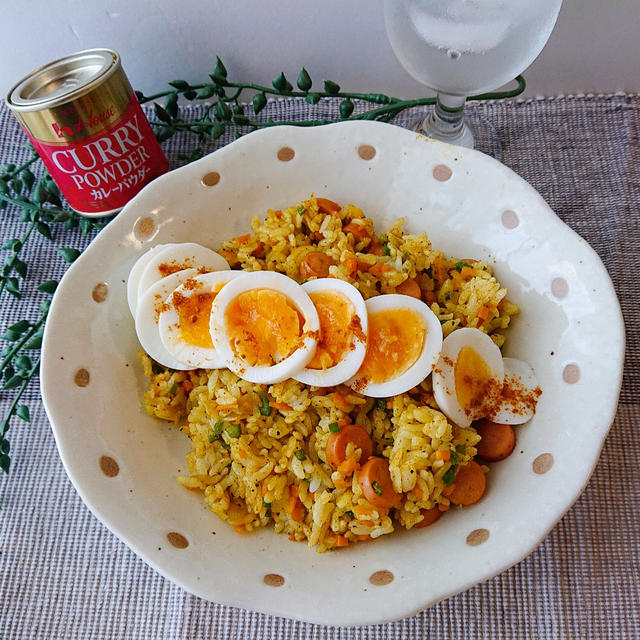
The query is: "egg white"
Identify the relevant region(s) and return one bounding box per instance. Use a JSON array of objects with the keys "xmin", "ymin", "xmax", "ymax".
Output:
[
  {"xmin": 135, "ymin": 268, "xmax": 198, "ymax": 370},
  {"xmin": 292, "ymin": 278, "xmax": 368, "ymax": 387},
  {"xmin": 490, "ymin": 357, "xmax": 539, "ymax": 425},
  {"xmin": 127, "ymin": 243, "xmax": 177, "ymax": 315},
  {"xmin": 210, "ymin": 271, "xmax": 320, "ymax": 384},
  {"xmin": 136, "ymin": 242, "xmax": 229, "ymax": 303},
  {"xmin": 158, "ymin": 271, "xmax": 245, "ymax": 369},
  {"xmin": 432, "ymin": 328, "xmax": 505, "ymax": 428},
  {"xmin": 346, "ymin": 294, "xmax": 443, "ymax": 398}
]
